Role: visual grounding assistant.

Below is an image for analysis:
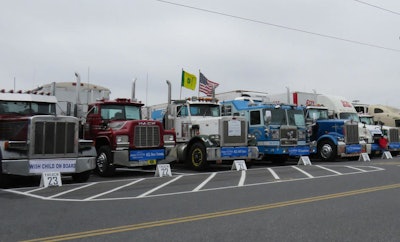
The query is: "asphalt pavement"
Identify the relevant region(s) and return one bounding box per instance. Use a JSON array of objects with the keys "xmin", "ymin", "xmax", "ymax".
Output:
[{"xmin": 1, "ymin": 157, "xmax": 400, "ymax": 241}]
